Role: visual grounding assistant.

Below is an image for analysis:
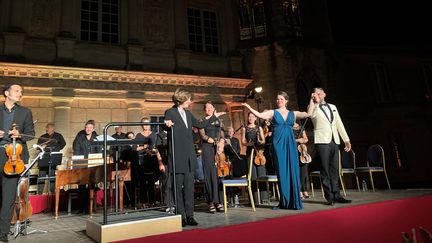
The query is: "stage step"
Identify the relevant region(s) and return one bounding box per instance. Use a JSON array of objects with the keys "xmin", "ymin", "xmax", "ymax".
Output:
[{"xmin": 86, "ymin": 210, "xmax": 182, "ymax": 243}]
